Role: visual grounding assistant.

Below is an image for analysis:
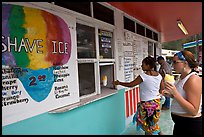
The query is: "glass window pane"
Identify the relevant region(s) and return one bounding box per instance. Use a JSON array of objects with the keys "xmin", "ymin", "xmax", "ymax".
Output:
[
  {"xmin": 136, "ymin": 23, "xmax": 145, "ymax": 36},
  {"xmin": 93, "ymin": 2, "xmax": 114, "ymax": 25},
  {"xmin": 77, "ymin": 23, "xmax": 96, "ymax": 58},
  {"xmin": 146, "ymin": 28, "xmax": 153, "ymax": 39},
  {"xmin": 148, "ymin": 41, "xmax": 154, "ymax": 57},
  {"xmin": 78, "ymin": 63, "xmax": 95, "ymax": 96},
  {"xmin": 55, "ymin": 2, "xmax": 91, "ymax": 17},
  {"xmin": 124, "ymin": 16, "xmax": 135, "ymax": 33},
  {"xmin": 100, "ymin": 64, "xmax": 114, "ymax": 89},
  {"xmin": 153, "ymin": 32, "xmax": 158, "ymax": 41}
]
